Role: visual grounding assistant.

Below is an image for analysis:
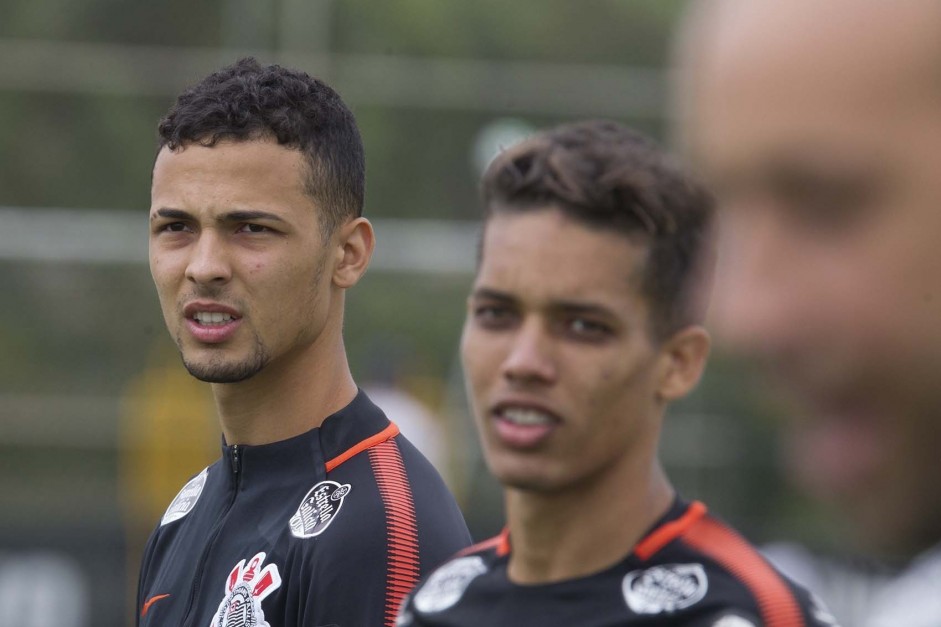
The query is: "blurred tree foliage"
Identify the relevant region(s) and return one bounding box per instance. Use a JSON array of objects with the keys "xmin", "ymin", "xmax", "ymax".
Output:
[
  {"xmin": 0, "ymin": 0, "xmax": 688, "ymax": 397},
  {"xmin": 336, "ymin": 0, "xmax": 681, "ymax": 64},
  {"xmin": 0, "ymin": 0, "xmax": 685, "ymax": 213}
]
